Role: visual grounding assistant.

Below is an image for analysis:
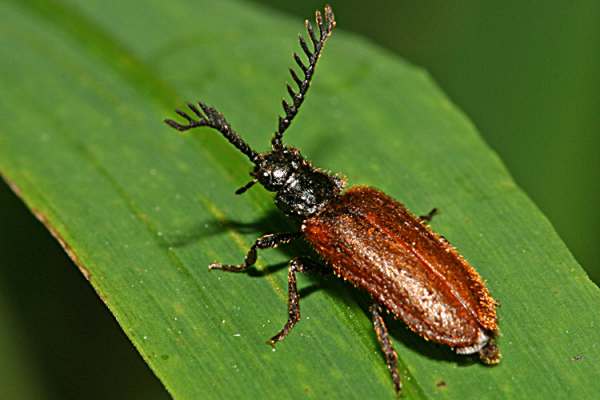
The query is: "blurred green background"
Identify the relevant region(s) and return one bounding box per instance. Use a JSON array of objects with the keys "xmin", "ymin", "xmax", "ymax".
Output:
[{"xmin": 1, "ymin": 1, "xmax": 597, "ymax": 398}]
